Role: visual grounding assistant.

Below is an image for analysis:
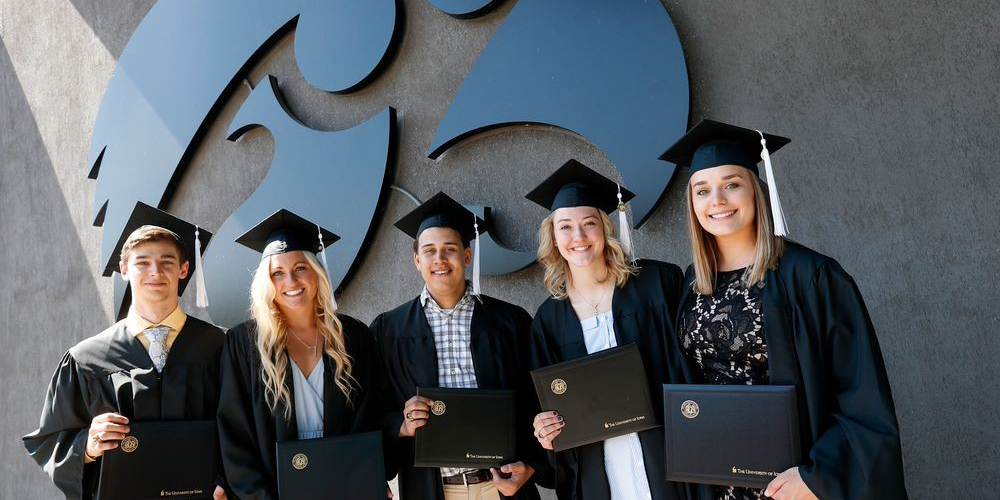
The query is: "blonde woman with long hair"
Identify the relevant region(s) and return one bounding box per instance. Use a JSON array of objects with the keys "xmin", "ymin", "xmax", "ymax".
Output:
[
  {"xmin": 661, "ymin": 120, "xmax": 907, "ymax": 500},
  {"xmin": 525, "ymin": 160, "xmax": 689, "ymax": 500},
  {"xmin": 217, "ymin": 210, "xmax": 387, "ymax": 500}
]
